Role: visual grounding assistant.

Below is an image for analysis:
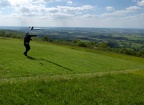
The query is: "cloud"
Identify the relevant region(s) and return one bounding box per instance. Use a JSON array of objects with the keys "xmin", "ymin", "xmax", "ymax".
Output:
[
  {"xmin": 77, "ymin": 13, "xmax": 144, "ymax": 28},
  {"xmin": 8, "ymin": 0, "xmax": 29, "ymax": 6},
  {"xmin": 67, "ymin": 0, "xmax": 73, "ymax": 5},
  {"xmin": 34, "ymin": 0, "xmax": 73, "ymax": 5},
  {"xmin": 56, "ymin": 5, "xmax": 94, "ymax": 12},
  {"xmin": 6, "ymin": 0, "xmax": 72, "ymax": 8},
  {"xmin": 3, "ymin": 0, "xmax": 93, "ymax": 17},
  {"xmin": 101, "ymin": 6, "xmax": 140, "ymax": 17},
  {"xmin": 17, "ymin": 5, "xmax": 94, "ymax": 17},
  {"xmin": 0, "ymin": 0, "xmax": 11, "ymax": 8},
  {"xmin": 106, "ymin": 6, "xmax": 115, "ymax": 11},
  {"xmin": 42, "ymin": 5, "xmax": 94, "ymax": 19},
  {"xmin": 0, "ymin": 0, "xmax": 144, "ymax": 28},
  {"xmin": 137, "ymin": 0, "xmax": 144, "ymax": 6},
  {"xmin": 126, "ymin": 6, "xmax": 140, "ymax": 11}
]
